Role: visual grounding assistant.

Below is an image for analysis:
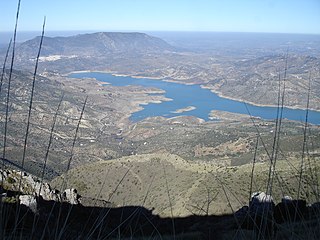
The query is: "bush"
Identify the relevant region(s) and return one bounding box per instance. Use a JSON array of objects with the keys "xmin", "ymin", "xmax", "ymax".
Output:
[{"xmin": 7, "ymin": 176, "xmax": 16, "ymax": 184}]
